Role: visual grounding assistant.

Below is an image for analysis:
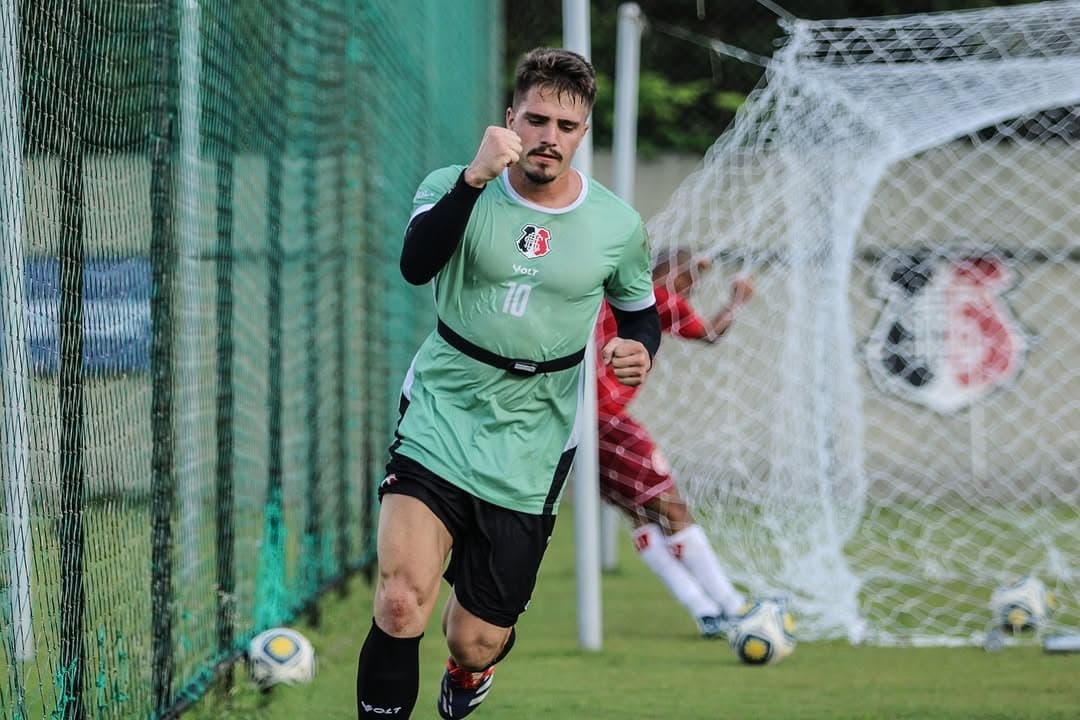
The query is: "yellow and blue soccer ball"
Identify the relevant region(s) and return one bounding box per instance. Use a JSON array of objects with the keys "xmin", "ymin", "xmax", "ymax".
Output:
[
  {"xmin": 248, "ymin": 627, "xmax": 316, "ymax": 689},
  {"xmin": 990, "ymin": 576, "xmax": 1058, "ymax": 634},
  {"xmin": 727, "ymin": 599, "xmax": 797, "ymax": 666}
]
